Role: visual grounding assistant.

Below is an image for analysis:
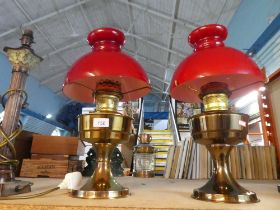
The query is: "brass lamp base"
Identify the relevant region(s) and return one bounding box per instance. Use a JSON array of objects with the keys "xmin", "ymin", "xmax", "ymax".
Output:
[
  {"xmin": 71, "ymin": 178, "xmax": 128, "ymax": 199},
  {"xmin": 72, "ymin": 189, "xmax": 128, "ymax": 199},
  {"xmin": 71, "ymin": 142, "xmax": 130, "ymax": 199},
  {"xmin": 133, "ymin": 171, "xmax": 155, "ymax": 178},
  {"xmin": 72, "ymin": 142, "xmax": 130, "ymax": 199},
  {"xmin": 190, "ymin": 111, "xmax": 259, "ymax": 203},
  {"xmin": 193, "ymin": 187, "xmax": 258, "ymax": 203},
  {"xmin": 192, "ymin": 150, "xmax": 259, "ymax": 203}
]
